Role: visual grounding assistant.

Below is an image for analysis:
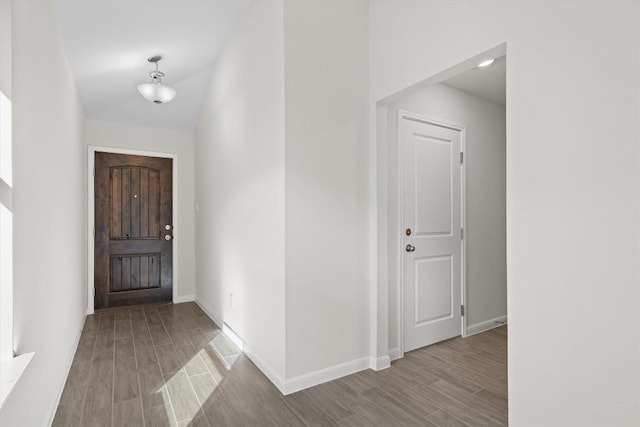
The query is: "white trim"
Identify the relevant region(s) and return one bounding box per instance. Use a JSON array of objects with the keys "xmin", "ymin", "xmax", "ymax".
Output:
[
  {"xmin": 460, "ymin": 128, "xmax": 468, "ymax": 338},
  {"xmin": 192, "ymin": 298, "xmax": 289, "ymax": 394},
  {"xmin": 397, "ymin": 110, "xmax": 466, "ymax": 355},
  {"xmin": 370, "ymin": 355, "xmax": 390, "ymax": 371},
  {"xmin": 194, "ymin": 297, "xmax": 223, "ymax": 329},
  {"xmin": 87, "ymin": 146, "xmax": 179, "ymax": 314},
  {"xmin": 193, "ymin": 299, "xmax": 371, "ymax": 396},
  {"xmin": 388, "ymin": 347, "xmax": 402, "ymax": 362},
  {"xmin": 221, "ymin": 324, "xmax": 244, "ymax": 352},
  {"xmin": 45, "ymin": 314, "xmax": 85, "ymax": 423},
  {"xmin": 396, "ymin": 109, "xmax": 404, "ymax": 357},
  {"xmin": 173, "ymin": 294, "xmax": 195, "ymax": 304},
  {"xmin": 283, "ymin": 357, "xmax": 371, "ymax": 395},
  {"xmin": 243, "ymin": 344, "xmax": 287, "ymax": 394},
  {"xmin": 466, "ymin": 315, "xmax": 508, "ymax": 336},
  {"xmin": 368, "ymin": 102, "xmax": 380, "ymax": 373}
]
